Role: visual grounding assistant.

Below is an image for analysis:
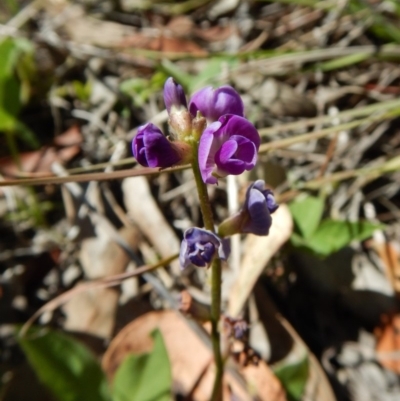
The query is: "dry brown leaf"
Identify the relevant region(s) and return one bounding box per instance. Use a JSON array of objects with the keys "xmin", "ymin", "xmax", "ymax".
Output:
[
  {"xmin": 62, "ymin": 226, "xmax": 140, "ymax": 338},
  {"xmin": 375, "ymin": 314, "xmax": 400, "ymax": 374},
  {"xmin": 53, "ymin": 125, "xmax": 83, "ymax": 147},
  {"xmin": 372, "ymin": 241, "xmax": 400, "ymax": 294},
  {"xmin": 0, "ymin": 125, "xmax": 82, "ymax": 178},
  {"xmin": 228, "ymin": 204, "xmax": 293, "ymax": 317},
  {"xmin": 165, "ymin": 16, "xmax": 194, "ymax": 37},
  {"xmin": 194, "ymin": 25, "xmax": 235, "ymax": 42},
  {"xmin": 102, "ymin": 310, "xmax": 286, "ymax": 401},
  {"xmin": 119, "ymin": 33, "xmax": 207, "ymax": 55}
]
